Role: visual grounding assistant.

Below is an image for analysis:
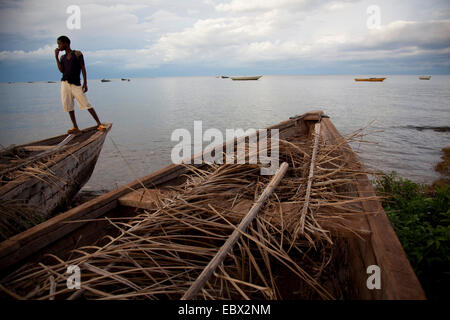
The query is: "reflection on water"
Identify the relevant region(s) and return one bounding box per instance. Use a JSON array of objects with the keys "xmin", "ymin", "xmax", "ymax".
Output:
[{"xmin": 0, "ymin": 75, "xmax": 449, "ymax": 190}]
